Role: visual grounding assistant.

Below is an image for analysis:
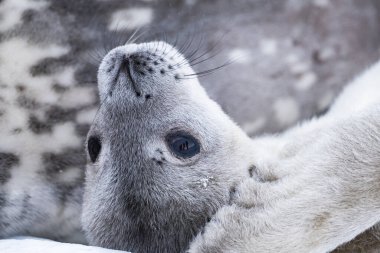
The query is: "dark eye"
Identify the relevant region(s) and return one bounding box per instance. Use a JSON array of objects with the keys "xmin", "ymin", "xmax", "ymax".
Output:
[
  {"xmin": 166, "ymin": 132, "xmax": 200, "ymax": 158},
  {"xmin": 87, "ymin": 136, "xmax": 101, "ymax": 163}
]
